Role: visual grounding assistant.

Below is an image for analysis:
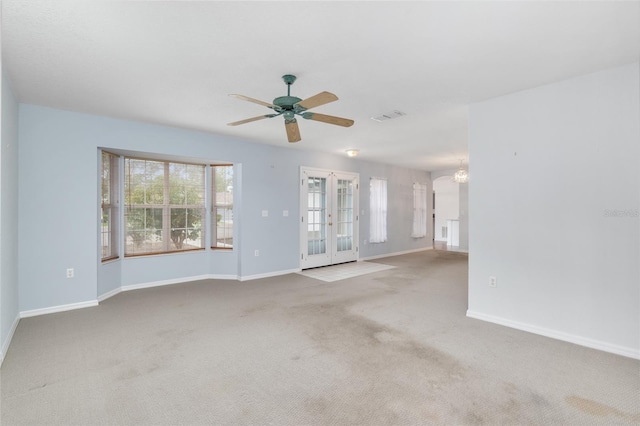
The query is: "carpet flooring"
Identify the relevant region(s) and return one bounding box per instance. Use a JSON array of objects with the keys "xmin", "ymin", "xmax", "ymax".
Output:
[{"xmin": 1, "ymin": 251, "xmax": 638, "ymax": 425}]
